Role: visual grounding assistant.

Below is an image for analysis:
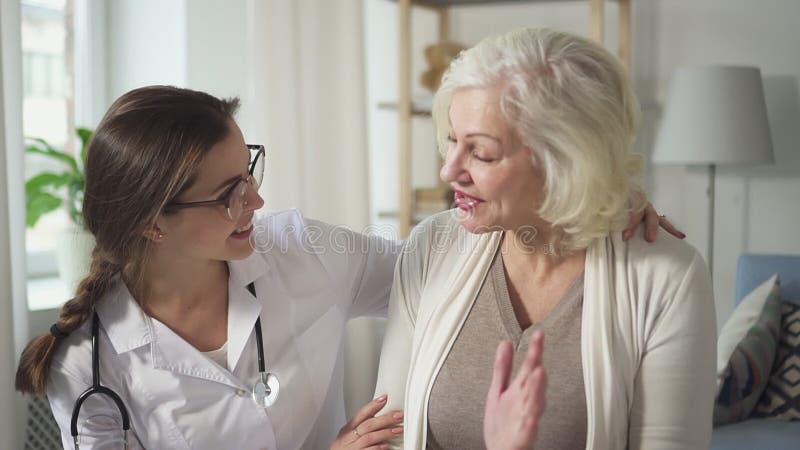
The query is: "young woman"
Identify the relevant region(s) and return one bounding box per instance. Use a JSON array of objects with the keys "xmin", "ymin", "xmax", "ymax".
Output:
[{"xmin": 15, "ymin": 85, "xmax": 678, "ymax": 450}]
